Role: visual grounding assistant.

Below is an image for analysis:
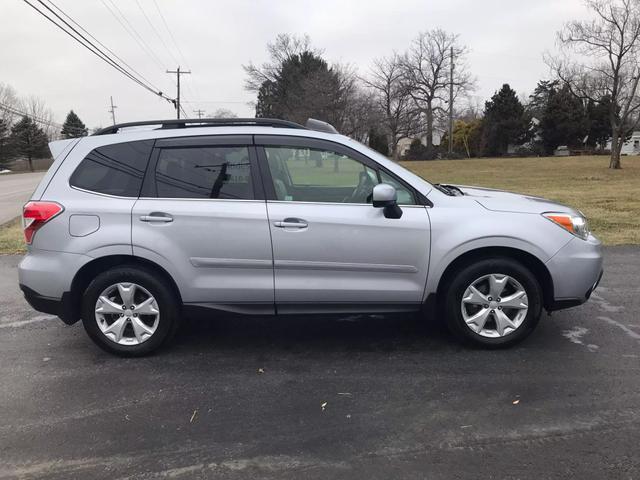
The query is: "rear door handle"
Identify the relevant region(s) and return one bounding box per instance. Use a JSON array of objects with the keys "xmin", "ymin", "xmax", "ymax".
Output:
[
  {"xmin": 273, "ymin": 217, "xmax": 308, "ymax": 229},
  {"xmin": 140, "ymin": 212, "xmax": 173, "ymax": 223}
]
